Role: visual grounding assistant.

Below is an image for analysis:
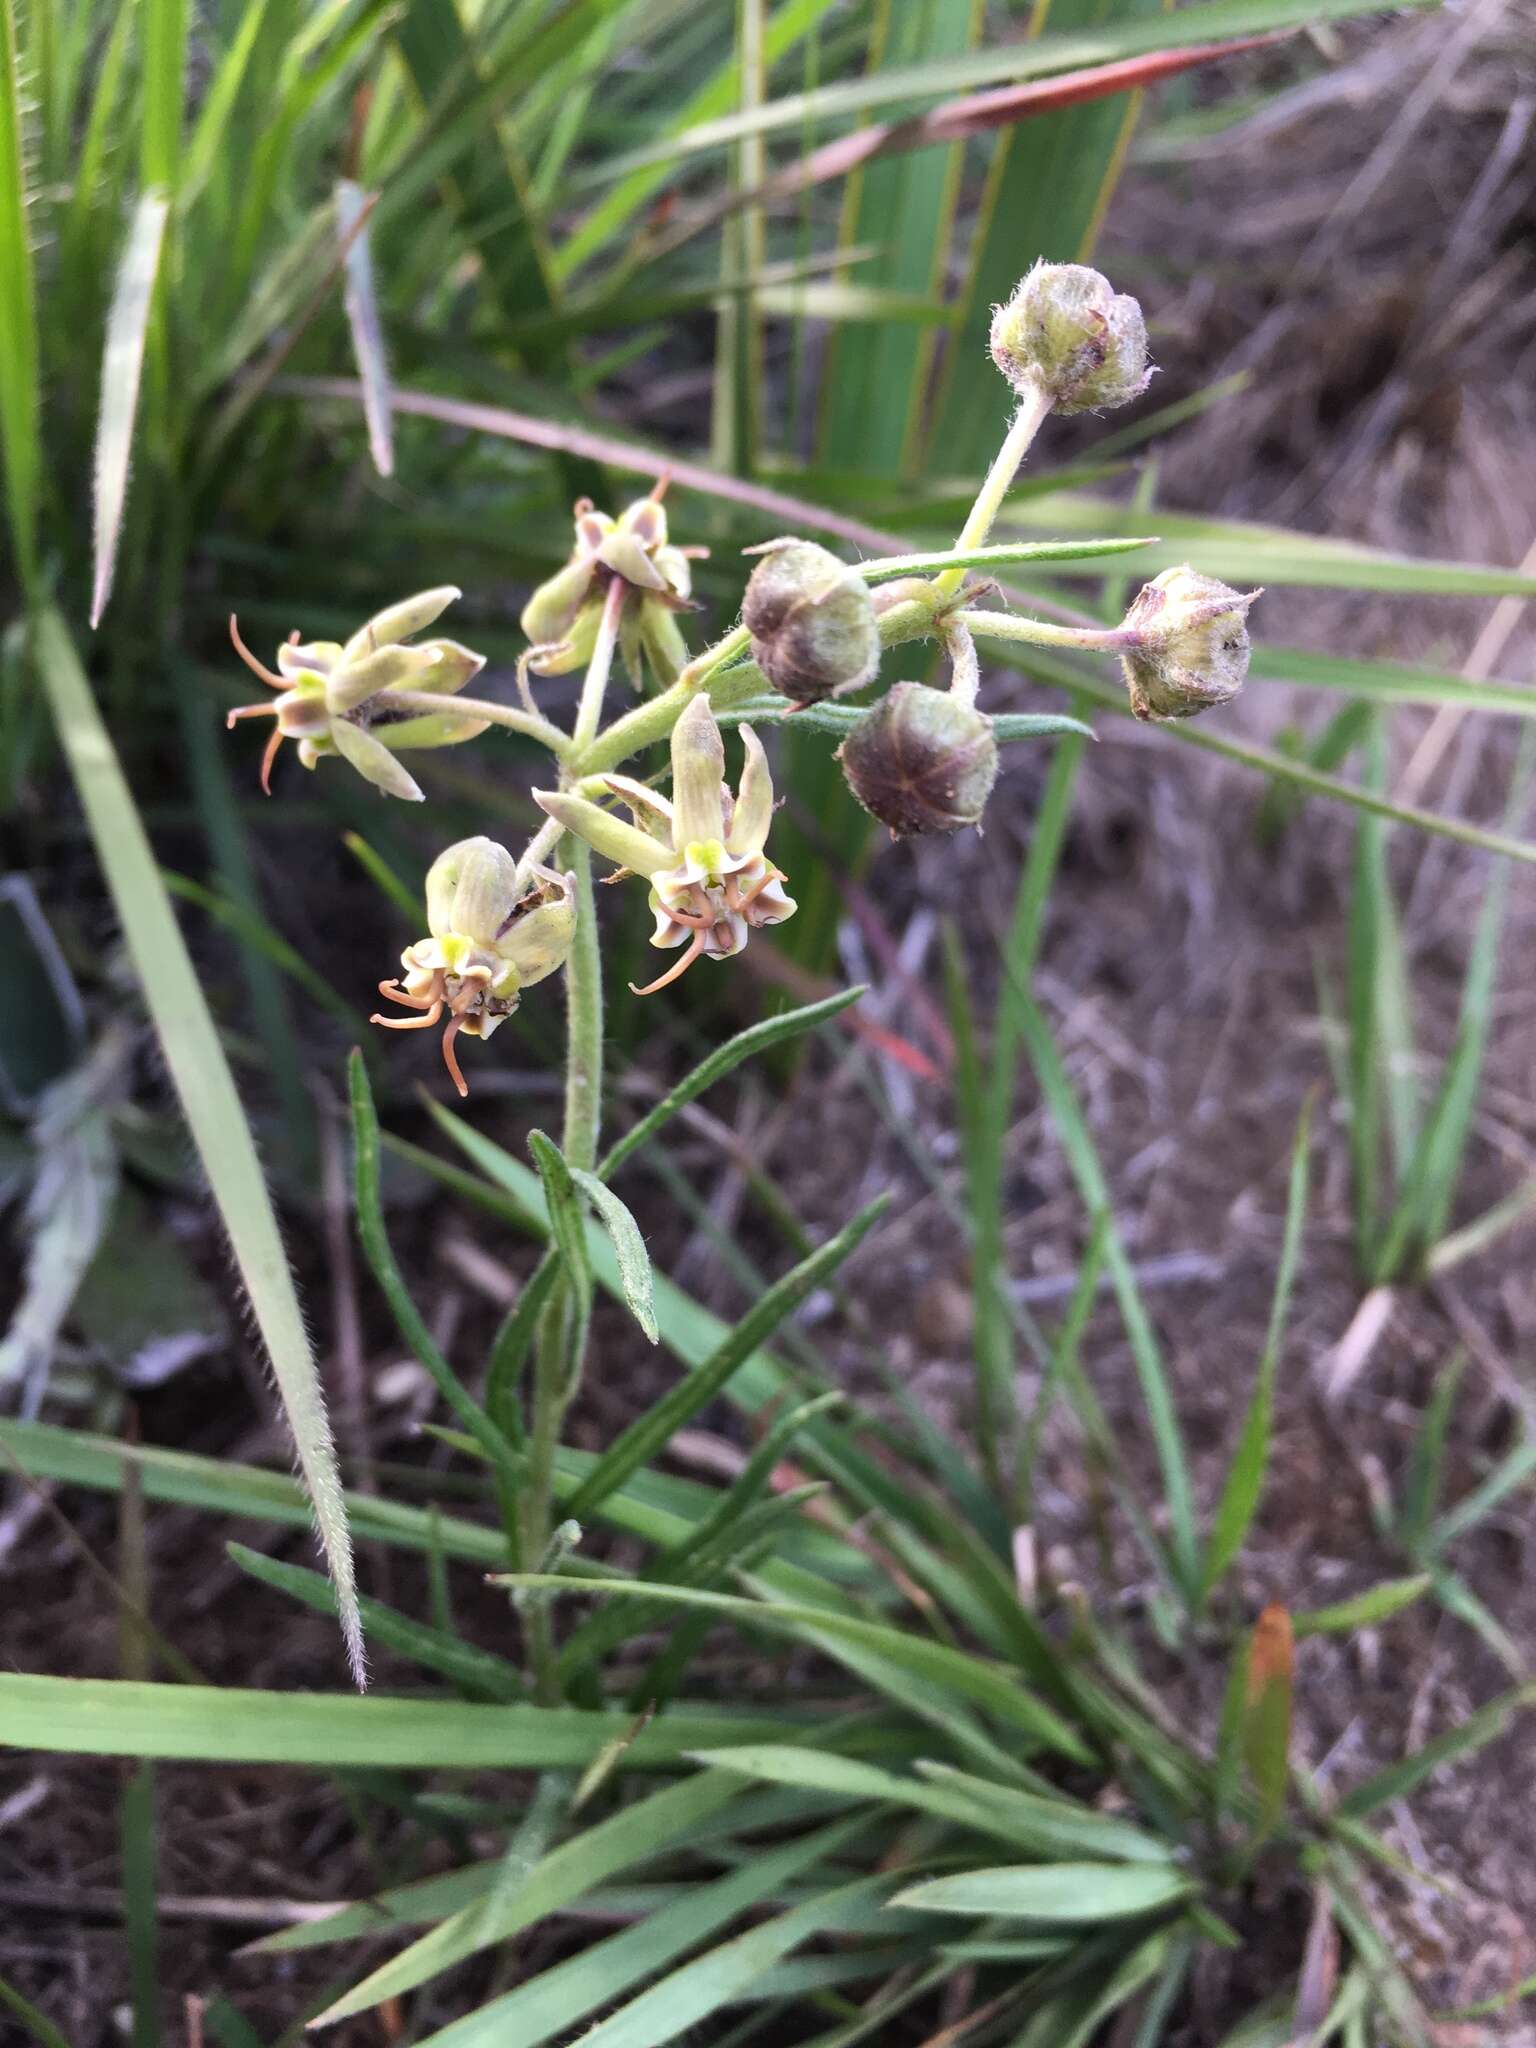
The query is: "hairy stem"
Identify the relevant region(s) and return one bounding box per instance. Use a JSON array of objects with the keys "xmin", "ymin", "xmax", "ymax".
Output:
[
  {"xmin": 381, "ymin": 690, "xmax": 570, "ymax": 756},
  {"xmin": 933, "ymin": 387, "xmax": 1054, "ymax": 602},
  {"xmin": 573, "ymin": 577, "xmax": 627, "ymax": 751},
  {"xmin": 953, "ymin": 606, "xmax": 1138, "ymax": 654}
]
